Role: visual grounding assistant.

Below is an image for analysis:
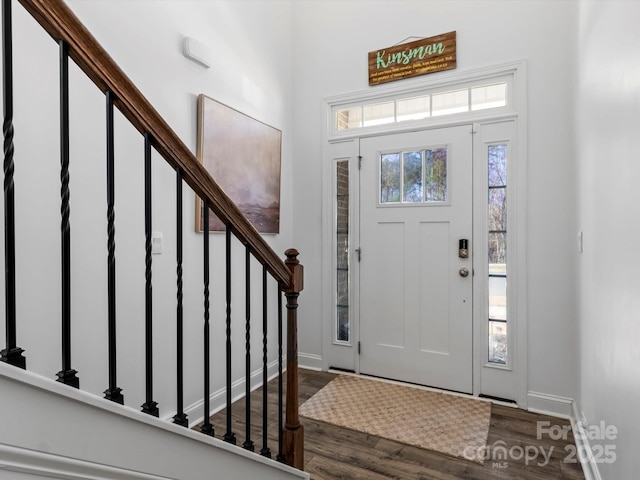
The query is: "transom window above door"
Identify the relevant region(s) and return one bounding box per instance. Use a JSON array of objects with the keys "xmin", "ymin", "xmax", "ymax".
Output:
[
  {"xmin": 380, "ymin": 147, "xmax": 448, "ymax": 204},
  {"xmin": 335, "ymin": 81, "xmax": 507, "ymax": 133}
]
